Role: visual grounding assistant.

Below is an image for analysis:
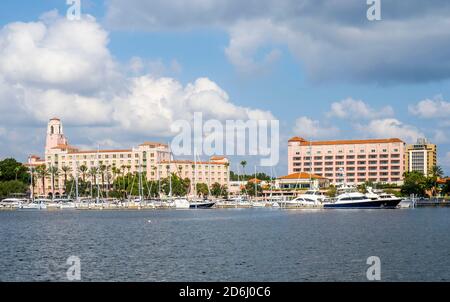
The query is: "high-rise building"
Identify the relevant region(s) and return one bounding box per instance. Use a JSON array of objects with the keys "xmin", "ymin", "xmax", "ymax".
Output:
[
  {"xmin": 288, "ymin": 137, "xmax": 405, "ymax": 185},
  {"xmin": 405, "ymin": 138, "xmax": 437, "ymax": 177}
]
